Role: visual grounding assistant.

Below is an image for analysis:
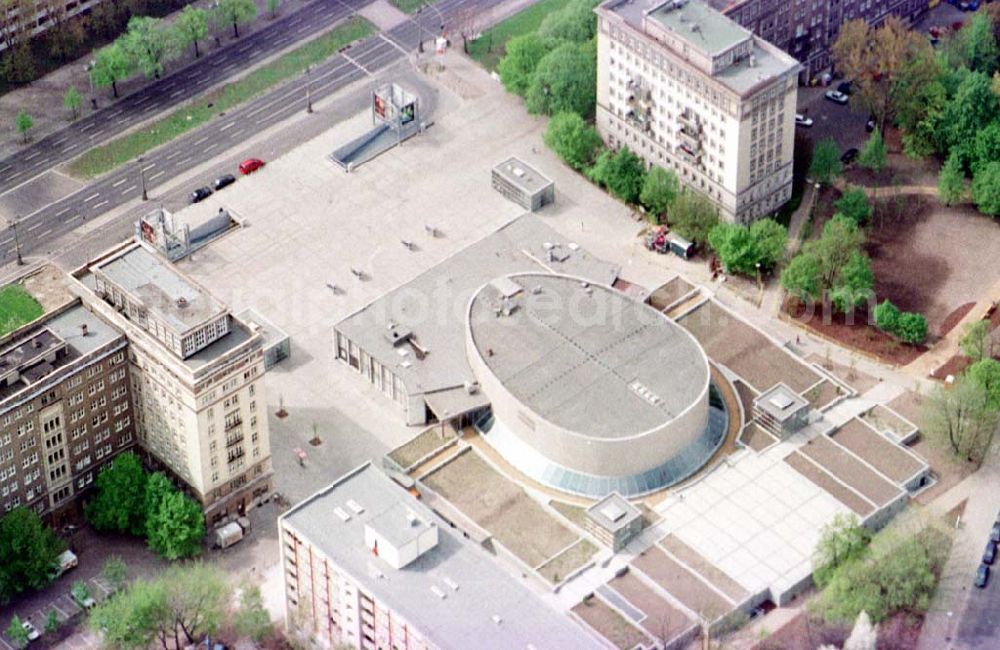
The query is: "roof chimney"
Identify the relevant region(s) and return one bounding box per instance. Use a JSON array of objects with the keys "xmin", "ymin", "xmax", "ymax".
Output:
[
  {"xmin": 176, "ymin": 297, "xmax": 189, "ymax": 308},
  {"xmin": 80, "ymin": 323, "xmax": 89, "ymax": 337}
]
